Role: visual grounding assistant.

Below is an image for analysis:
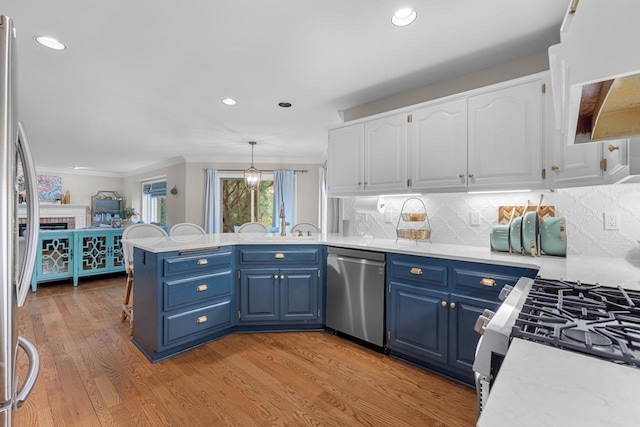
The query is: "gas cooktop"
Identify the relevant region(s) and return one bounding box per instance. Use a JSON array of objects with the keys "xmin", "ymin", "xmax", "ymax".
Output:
[{"xmin": 511, "ymin": 278, "xmax": 640, "ymax": 367}]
